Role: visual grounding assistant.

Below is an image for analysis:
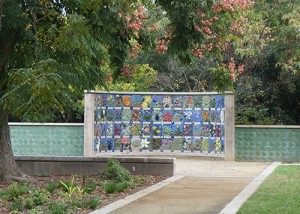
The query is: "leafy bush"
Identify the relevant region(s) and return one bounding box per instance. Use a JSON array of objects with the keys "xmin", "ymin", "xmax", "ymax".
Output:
[{"xmin": 103, "ymin": 158, "xmax": 132, "ymax": 183}]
